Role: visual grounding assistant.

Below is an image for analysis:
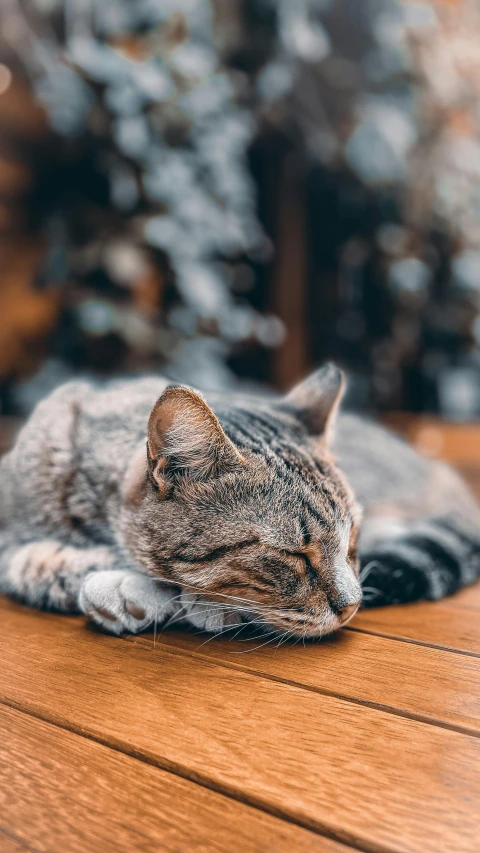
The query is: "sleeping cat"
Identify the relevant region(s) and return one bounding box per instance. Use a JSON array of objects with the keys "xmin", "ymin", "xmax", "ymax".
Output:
[{"xmin": 0, "ymin": 364, "xmax": 479, "ymax": 640}]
